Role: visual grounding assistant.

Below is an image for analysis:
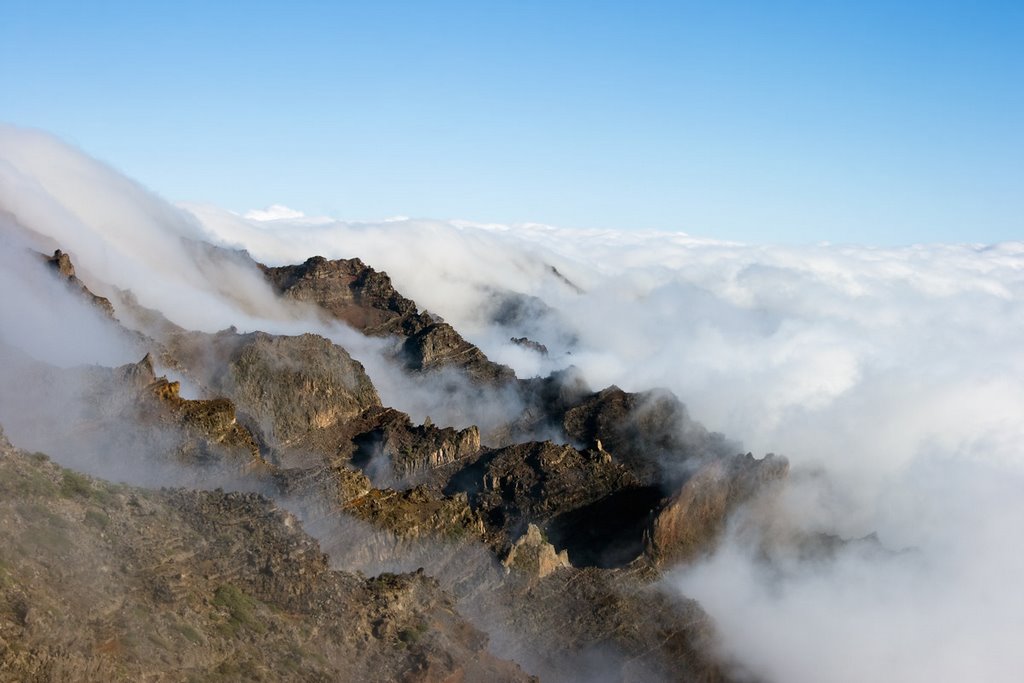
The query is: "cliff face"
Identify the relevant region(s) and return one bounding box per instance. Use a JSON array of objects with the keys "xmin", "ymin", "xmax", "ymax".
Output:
[
  {"xmin": 645, "ymin": 453, "xmax": 791, "ymax": 567},
  {"xmin": 0, "ymin": 247, "xmax": 793, "ymax": 682}
]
